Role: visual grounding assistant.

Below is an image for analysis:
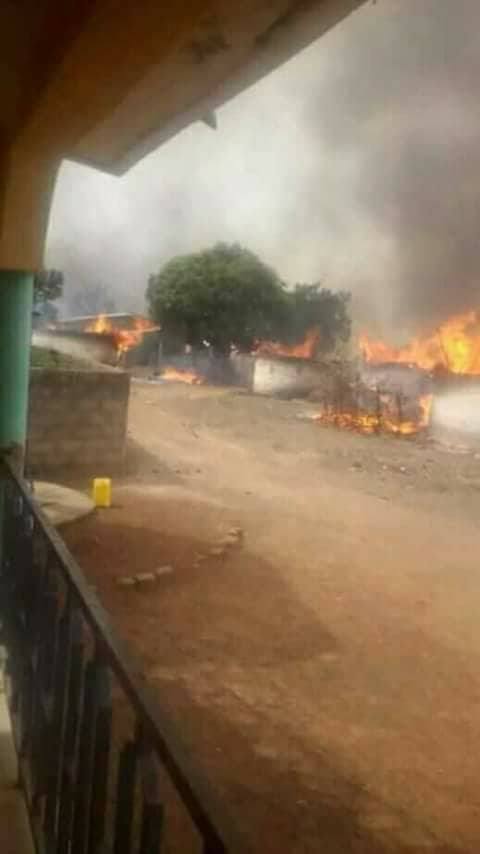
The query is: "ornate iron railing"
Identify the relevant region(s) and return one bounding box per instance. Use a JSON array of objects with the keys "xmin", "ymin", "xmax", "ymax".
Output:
[{"xmin": 0, "ymin": 459, "xmax": 245, "ymax": 853}]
